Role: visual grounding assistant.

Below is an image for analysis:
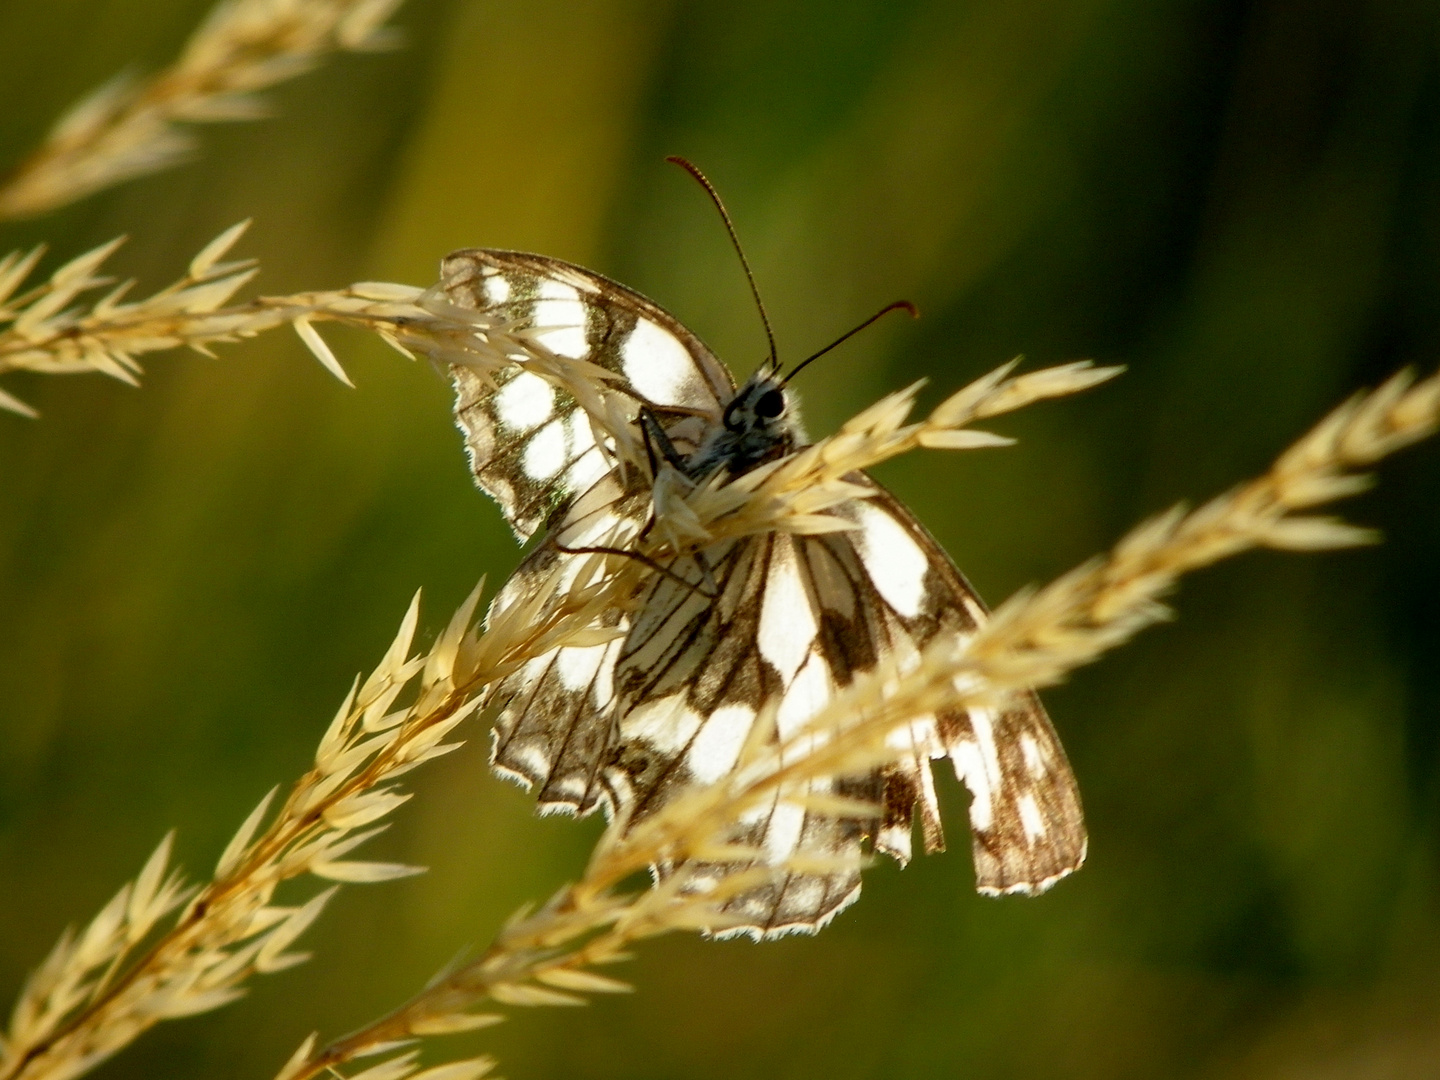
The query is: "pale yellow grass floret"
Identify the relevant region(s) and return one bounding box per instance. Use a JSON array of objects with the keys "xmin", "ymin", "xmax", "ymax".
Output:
[
  {"xmin": 679, "ymin": 359, "xmax": 1125, "ymax": 542},
  {"xmin": 0, "ymin": 0, "xmax": 405, "ymax": 220},
  {"xmin": 0, "ymin": 223, "xmax": 263, "ymax": 416}
]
